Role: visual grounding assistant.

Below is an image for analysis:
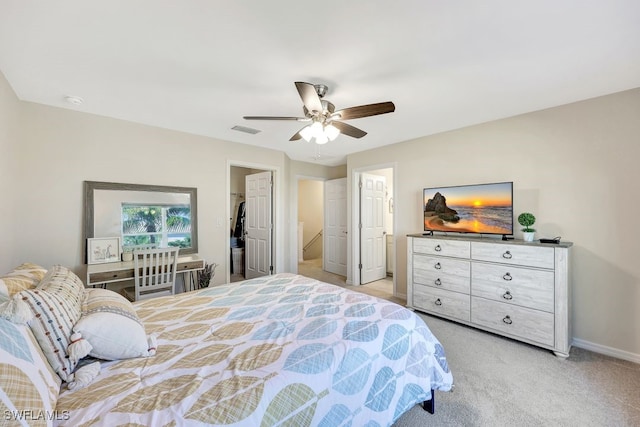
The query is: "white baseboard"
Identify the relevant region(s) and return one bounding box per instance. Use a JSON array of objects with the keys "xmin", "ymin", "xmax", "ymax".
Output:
[{"xmin": 572, "ymin": 338, "xmax": 640, "ymax": 364}]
